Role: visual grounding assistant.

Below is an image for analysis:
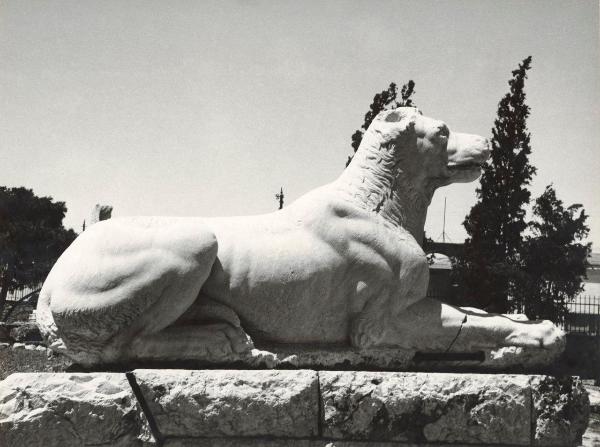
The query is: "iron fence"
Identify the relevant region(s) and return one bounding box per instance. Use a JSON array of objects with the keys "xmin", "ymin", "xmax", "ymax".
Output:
[
  {"xmin": 5, "ymin": 283, "xmax": 43, "ymax": 302},
  {"xmin": 564, "ymin": 295, "xmax": 600, "ymax": 336}
]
